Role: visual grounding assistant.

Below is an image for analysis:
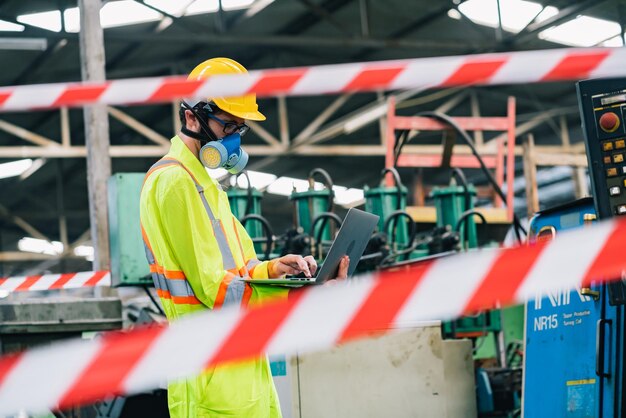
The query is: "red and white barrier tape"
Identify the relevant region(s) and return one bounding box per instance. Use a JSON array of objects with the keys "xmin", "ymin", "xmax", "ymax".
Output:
[
  {"xmin": 0, "ymin": 271, "xmax": 110, "ymax": 293},
  {"xmin": 0, "ymin": 47, "xmax": 624, "ymax": 112},
  {"xmin": 0, "ymin": 218, "xmax": 625, "ymax": 415}
]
